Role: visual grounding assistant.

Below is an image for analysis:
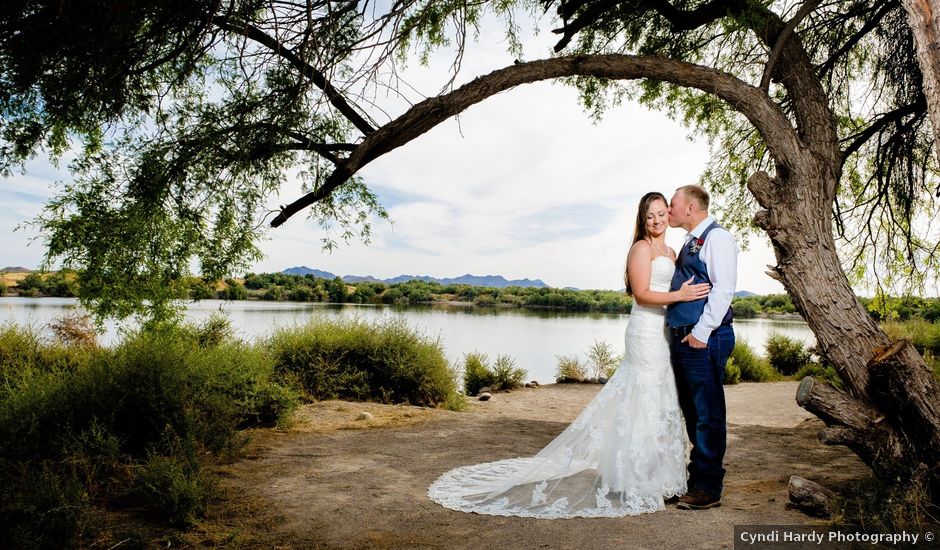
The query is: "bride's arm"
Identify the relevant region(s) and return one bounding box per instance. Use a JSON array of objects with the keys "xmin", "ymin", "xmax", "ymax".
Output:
[{"xmin": 627, "ymin": 242, "xmax": 710, "ymax": 306}]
